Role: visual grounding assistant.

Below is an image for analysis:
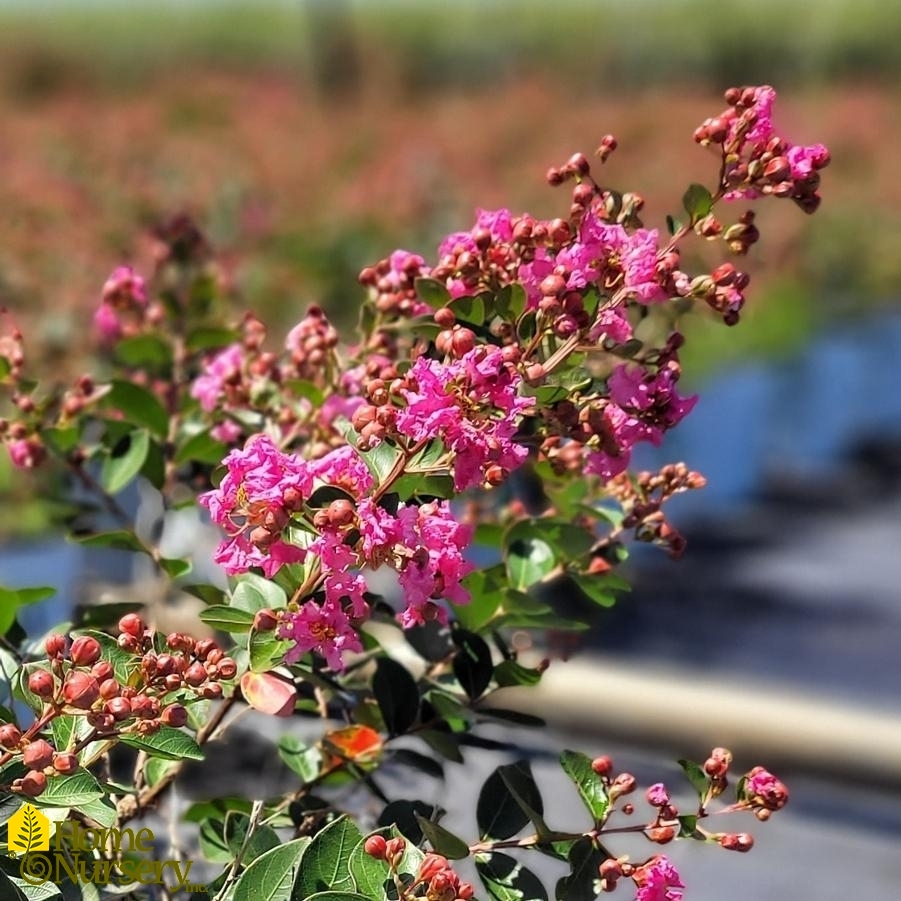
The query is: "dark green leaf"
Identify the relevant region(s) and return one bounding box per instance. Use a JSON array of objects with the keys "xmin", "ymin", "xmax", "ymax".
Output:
[
  {"xmin": 477, "ymin": 765, "xmax": 531, "ymax": 841},
  {"xmin": 572, "ymin": 574, "xmax": 618, "ymax": 608},
  {"xmin": 453, "ymin": 566, "xmax": 505, "ymax": 632},
  {"xmin": 306, "ymin": 894, "xmax": 371, "ymax": 901},
  {"xmin": 555, "ymin": 837, "xmax": 603, "ymax": 901},
  {"xmin": 448, "ymin": 294, "xmax": 486, "ymax": 326},
  {"xmin": 373, "ymin": 657, "xmax": 419, "ymax": 735},
  {"xmin": 476, "ymin": 851, "xmax": 549, "ymax": 901},
  {"xmin": 415, "ymin": 815, "xmax": 470, "ymax": 859},
  {"xmin": 418, "ymin": 729, "xmax": 463, "ymax": 763},
  {"xmin": 498, "ymin": 760, "xmax": 548, "ymax": 834},
  {"xmin": 42, "ymin": 426, "xmax": 80, "ymax": 455},
  {"xmin": 452, "ymin": 630, "xmax": 493, "ymax": 700},
  {"xmin": 183, "ymin": 583, "xmax": 227, "ymax": 606},
  {"xmin": 250, "ymin": 629, "xmax": 291, "ymax": 673},
  {"xmin": 478, "ymin": 708, "xmax": 545, "ymax": 727},
  {"xmin": 75, "ymin": 601, "xmax": 143, "ymax": 629},
  {"xmin": 101, "ymin": 380, "xmax": 169, "ymax": 438},
  {"xmin": 392, "ymin": 748, "xmax": 443, "ymax": 779},
  {"xmin": 293, "ymin": 817, "xmax": 362, "ymax": 897},
  {"xmin": 559, "ymin": 750, "xmax": 609, "ymax": 823},
  {"xmin": 232, "ymin": 838, "xmax": 310, "ymax": 901},
  {"xmin": 678, "ymin": 814, "xmax": 704, "ymax": 839},
  {"xmin": 186, "ymin": 327, "xmax": 240, "ymax": 353},
  {"xmin": 0, "ymin": 870, "xmax": 28, "ymax": 901},
  {"xmin": 682, "ymin": 183, "xmax": 713, "ymax": 223},
  {"xmin": 120, "ymin": 726, "xmax": 204, "ymax": 761},
  {"xmin": 160, "ymin": 557, "xmax": 192, "ymax": 579}
]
